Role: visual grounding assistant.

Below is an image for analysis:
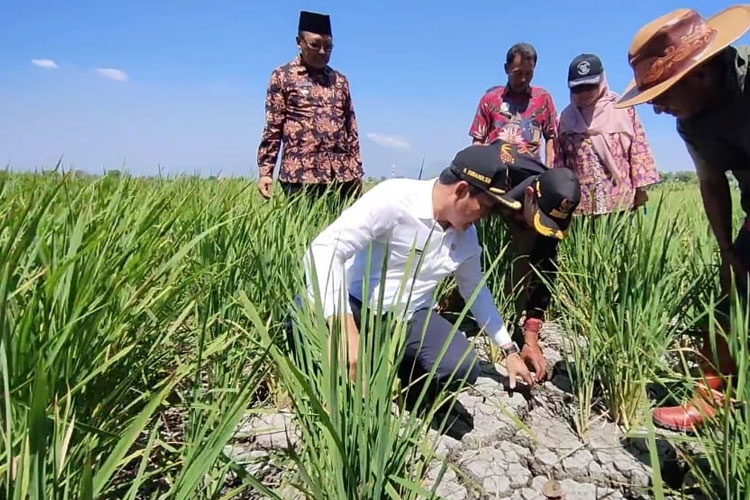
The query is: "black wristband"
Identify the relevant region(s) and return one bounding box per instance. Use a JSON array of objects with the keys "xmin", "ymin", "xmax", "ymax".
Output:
[{"xmin": 502, "ymin": 342, "xmax": 520, "ymax": 357}]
